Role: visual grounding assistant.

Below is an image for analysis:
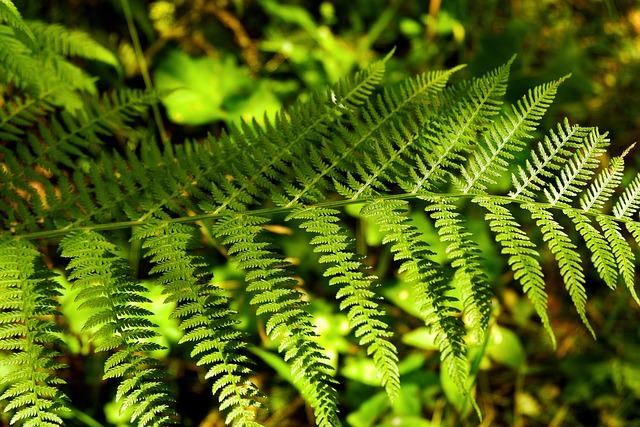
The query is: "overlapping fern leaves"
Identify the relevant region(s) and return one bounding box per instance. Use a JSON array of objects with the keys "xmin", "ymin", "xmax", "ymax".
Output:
[
  {"xmin": 1, "ymin": 4, "xmax": 640, "ymax": 424},
  {"xmin": 0, "ymin": 238, "xmax": 69, "ymax": 427},
  {"xmin": 60, "ymin": 230, "xmax": 178, "ymax": 427}
]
